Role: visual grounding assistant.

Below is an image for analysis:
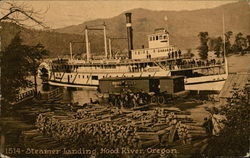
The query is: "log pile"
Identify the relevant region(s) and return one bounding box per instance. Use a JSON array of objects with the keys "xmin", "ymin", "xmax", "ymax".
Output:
[{"xmin": 35, "ymin": 105, "xmax": 207, "ymax": 149}]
